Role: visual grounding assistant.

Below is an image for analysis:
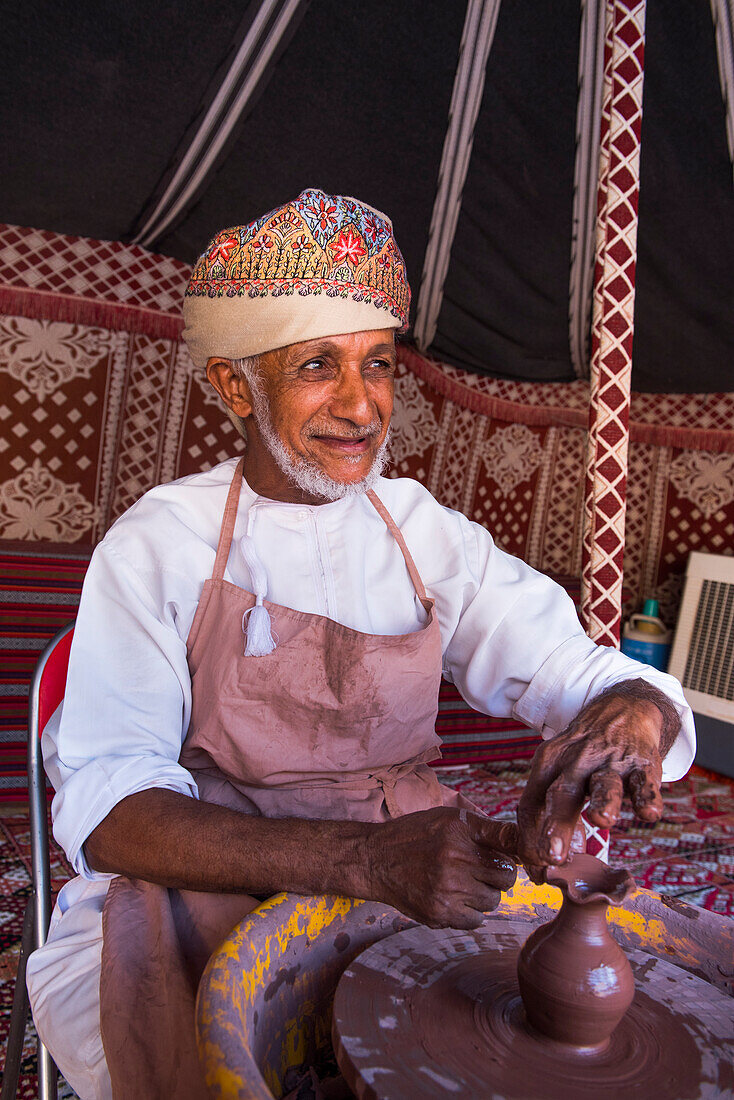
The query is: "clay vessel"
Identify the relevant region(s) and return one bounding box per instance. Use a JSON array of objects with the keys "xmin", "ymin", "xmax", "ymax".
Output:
[{"xmin": 516, "ymin": 853, "xmax": 636, "ymax": 1050}]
